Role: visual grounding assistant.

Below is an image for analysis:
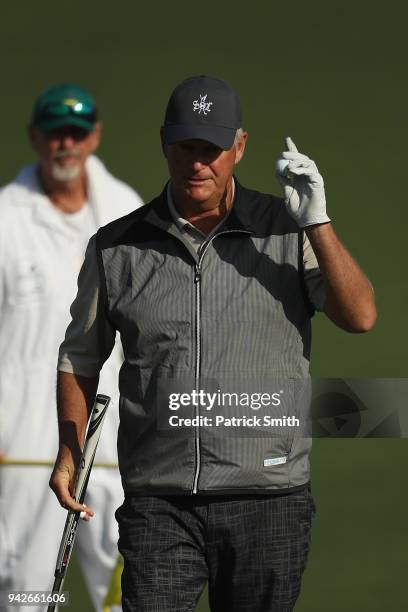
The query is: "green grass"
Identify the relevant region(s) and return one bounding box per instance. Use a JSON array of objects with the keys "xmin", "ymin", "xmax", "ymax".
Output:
[{"xmin": 2, "ymin": 1, "xmax": 408, "ymax": 609}]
